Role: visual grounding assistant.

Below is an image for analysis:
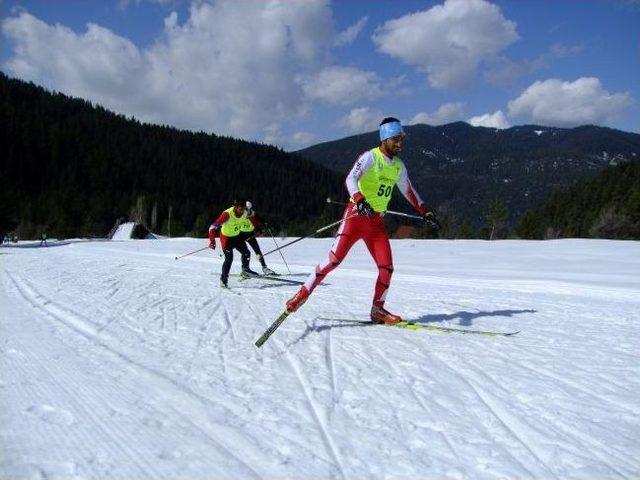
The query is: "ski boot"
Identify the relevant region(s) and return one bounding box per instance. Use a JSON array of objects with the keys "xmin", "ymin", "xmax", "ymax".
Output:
[
  {"xmin": 262, "ymin": 266, "xmax": 278, "ymax": 276},
  {"xmin": 241, "ymin": 268, "xmax": 260, "ymax": 279},
  {"xmin": 370, "ymin": 305, "xmax": 402, "ymax": 324},
  {"xmin": 286, "ymin": 286, "xmax": 309, "ymax": 312}
]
